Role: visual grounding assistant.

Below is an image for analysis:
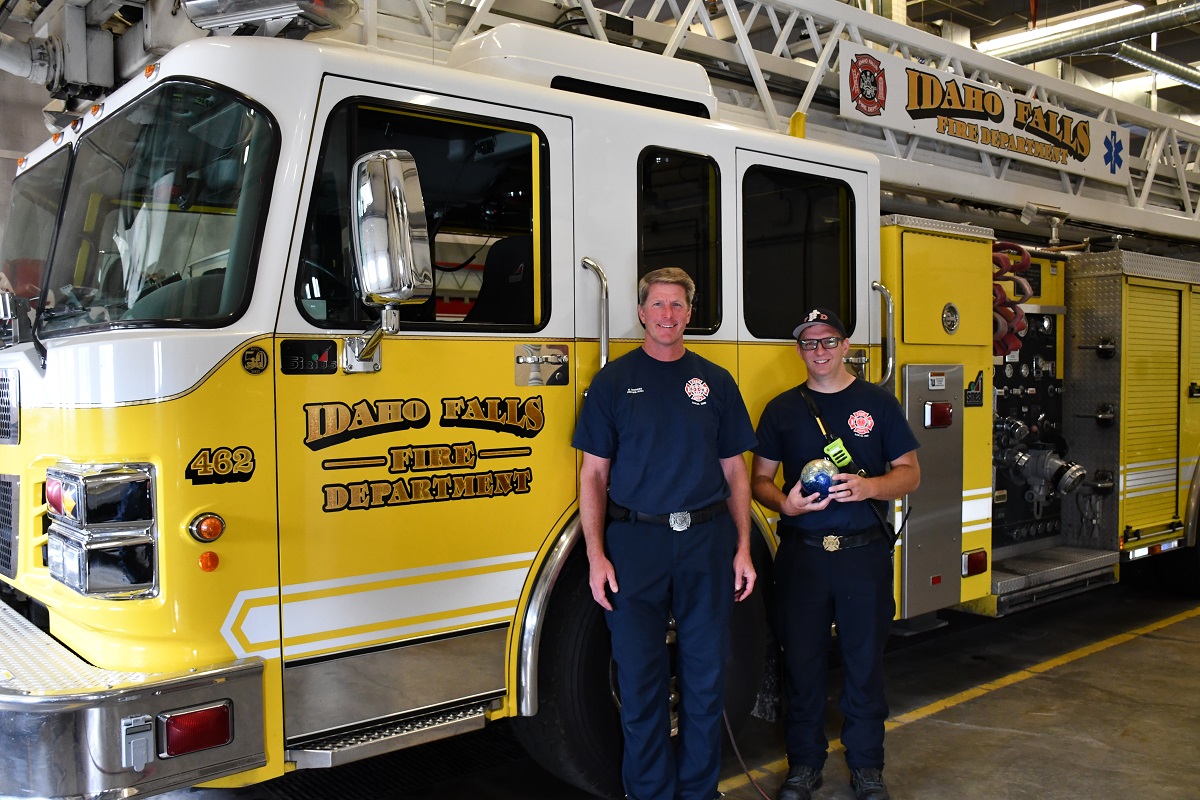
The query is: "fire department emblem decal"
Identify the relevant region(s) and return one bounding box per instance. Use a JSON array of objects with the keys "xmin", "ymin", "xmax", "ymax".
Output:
[
  {"xmin": 685, "ymin": 378, "xmax": 710, "ymax": 404},
  {"xmin": 848, "ymin": 410, "xmax": 875, "ymax": 436},
  {"xmin": 848, "ymin": 53, "xmax": 886, "ymax": 117}
]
